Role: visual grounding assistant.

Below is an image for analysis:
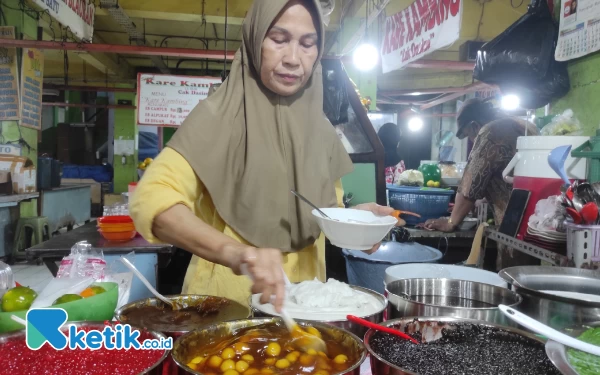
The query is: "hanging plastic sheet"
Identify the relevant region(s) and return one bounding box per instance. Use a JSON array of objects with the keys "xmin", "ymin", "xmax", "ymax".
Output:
[{"xmin": 474, "ymin": 0, "xmax": 570, "ymax": 109}]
